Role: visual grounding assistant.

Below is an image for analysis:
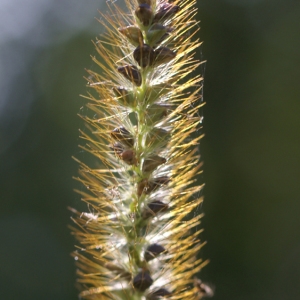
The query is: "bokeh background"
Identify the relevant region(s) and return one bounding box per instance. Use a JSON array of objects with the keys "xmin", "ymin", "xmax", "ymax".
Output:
[{"xmin": 1, "ymin": 0, "xmax": 299, "ymax": 299}]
